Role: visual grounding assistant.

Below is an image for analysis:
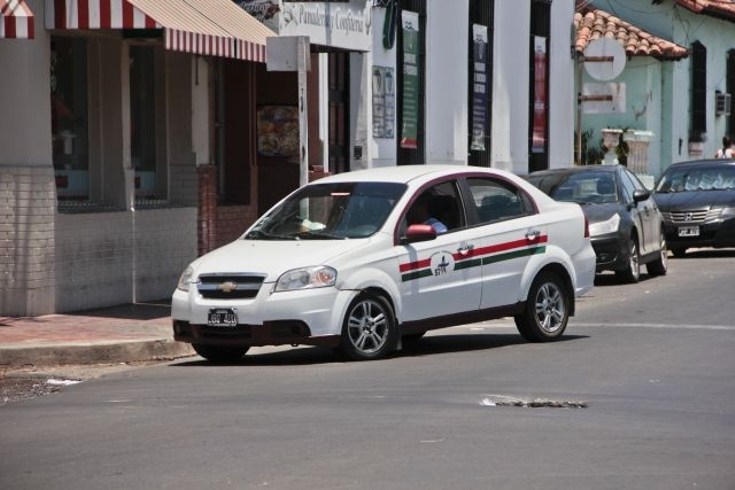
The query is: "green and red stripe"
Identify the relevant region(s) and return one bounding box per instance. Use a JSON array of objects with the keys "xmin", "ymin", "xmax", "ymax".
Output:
[{"xmin": 400, "ymin": 235, "xmax": 548, "ymax": 282}]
